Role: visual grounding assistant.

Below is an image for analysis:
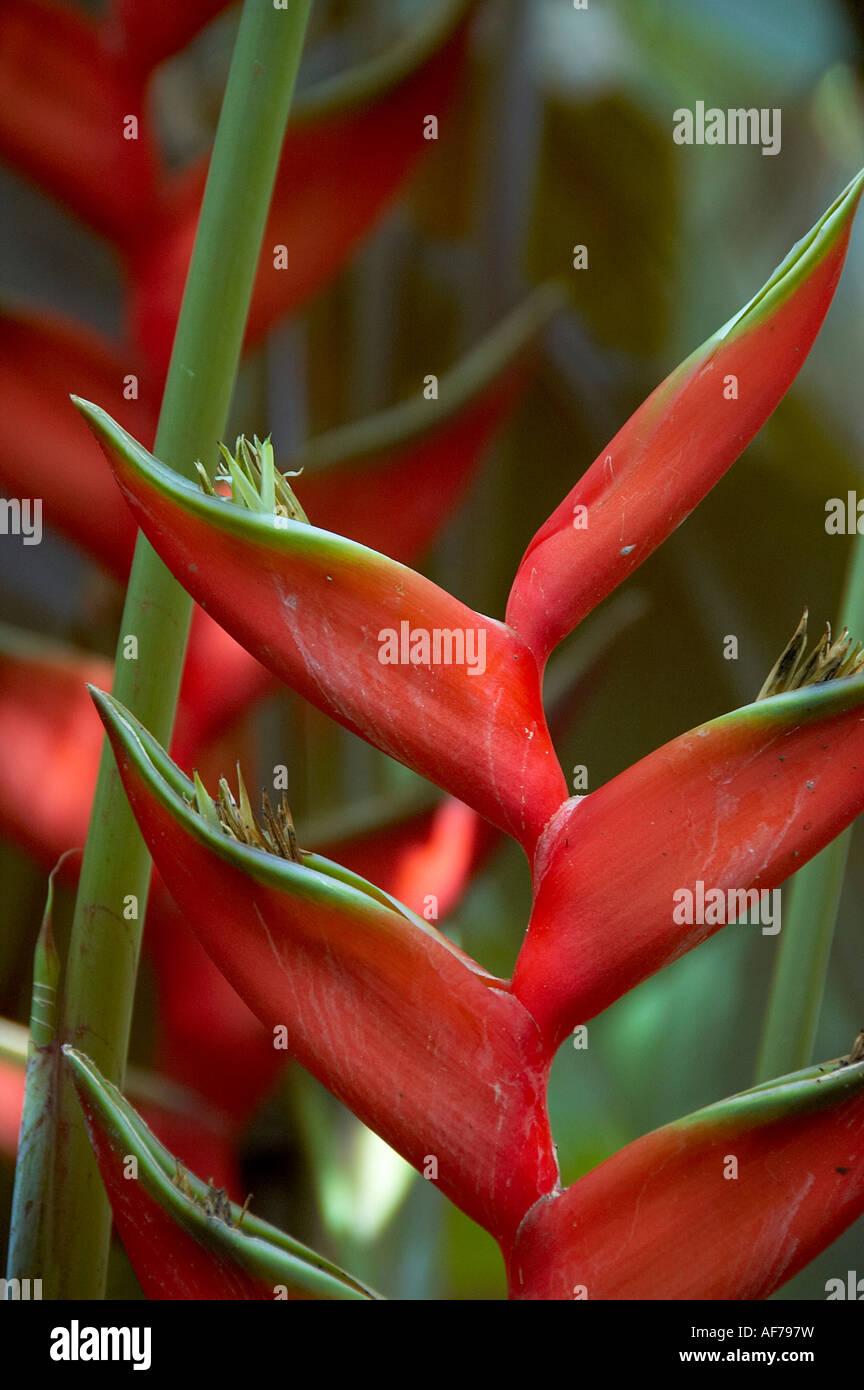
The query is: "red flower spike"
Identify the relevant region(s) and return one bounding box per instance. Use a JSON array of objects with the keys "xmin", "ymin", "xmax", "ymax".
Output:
[
  {"xmin": 506, "ymin": 1053, "xmax": 864, "ymax": 1301},
  {"xmin": 0, "ymin": 0, "xmax": 161, "ymax": 245},
  {"xmin": 129, "ymin": 0, "xmax": 478, "ymax": 368},
  {"xmin": 65, "ymin": 1046, "xmax": 379, "ymax": 1300},
  {"xmin": 91, "ymin": 690, "xmax": 560, "ymax": 1241},
  {"xmin": 76, "ymin": 404, "xmax": 568, "ymax": 851},
  {"xmin": 512, "ymin": 673, "xmax": 864, "ymax": 1054},
  {"xmin": 506, "ymin": 171, "xmax": 864, "ymax": 668}
]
